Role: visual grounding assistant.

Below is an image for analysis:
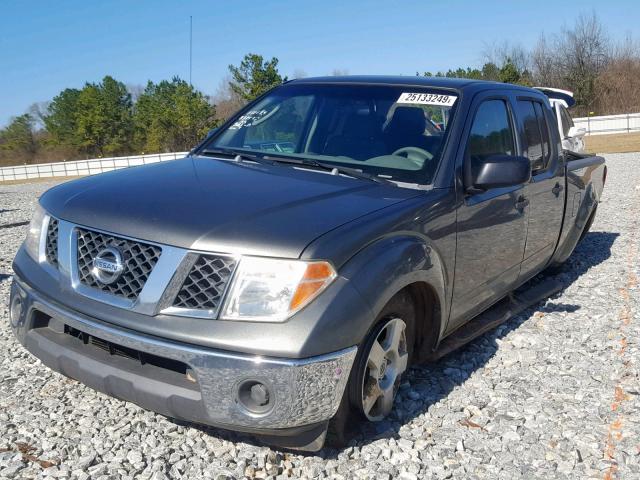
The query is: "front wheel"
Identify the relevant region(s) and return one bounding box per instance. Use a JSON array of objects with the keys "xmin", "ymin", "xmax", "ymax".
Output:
[
  {"xmin": 327, "ymin": 293, "xmax": 415, "ymax": 445},
  {"xmin": 359, "ymin": 317, "xmax": 410, "ymax": 420}
]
